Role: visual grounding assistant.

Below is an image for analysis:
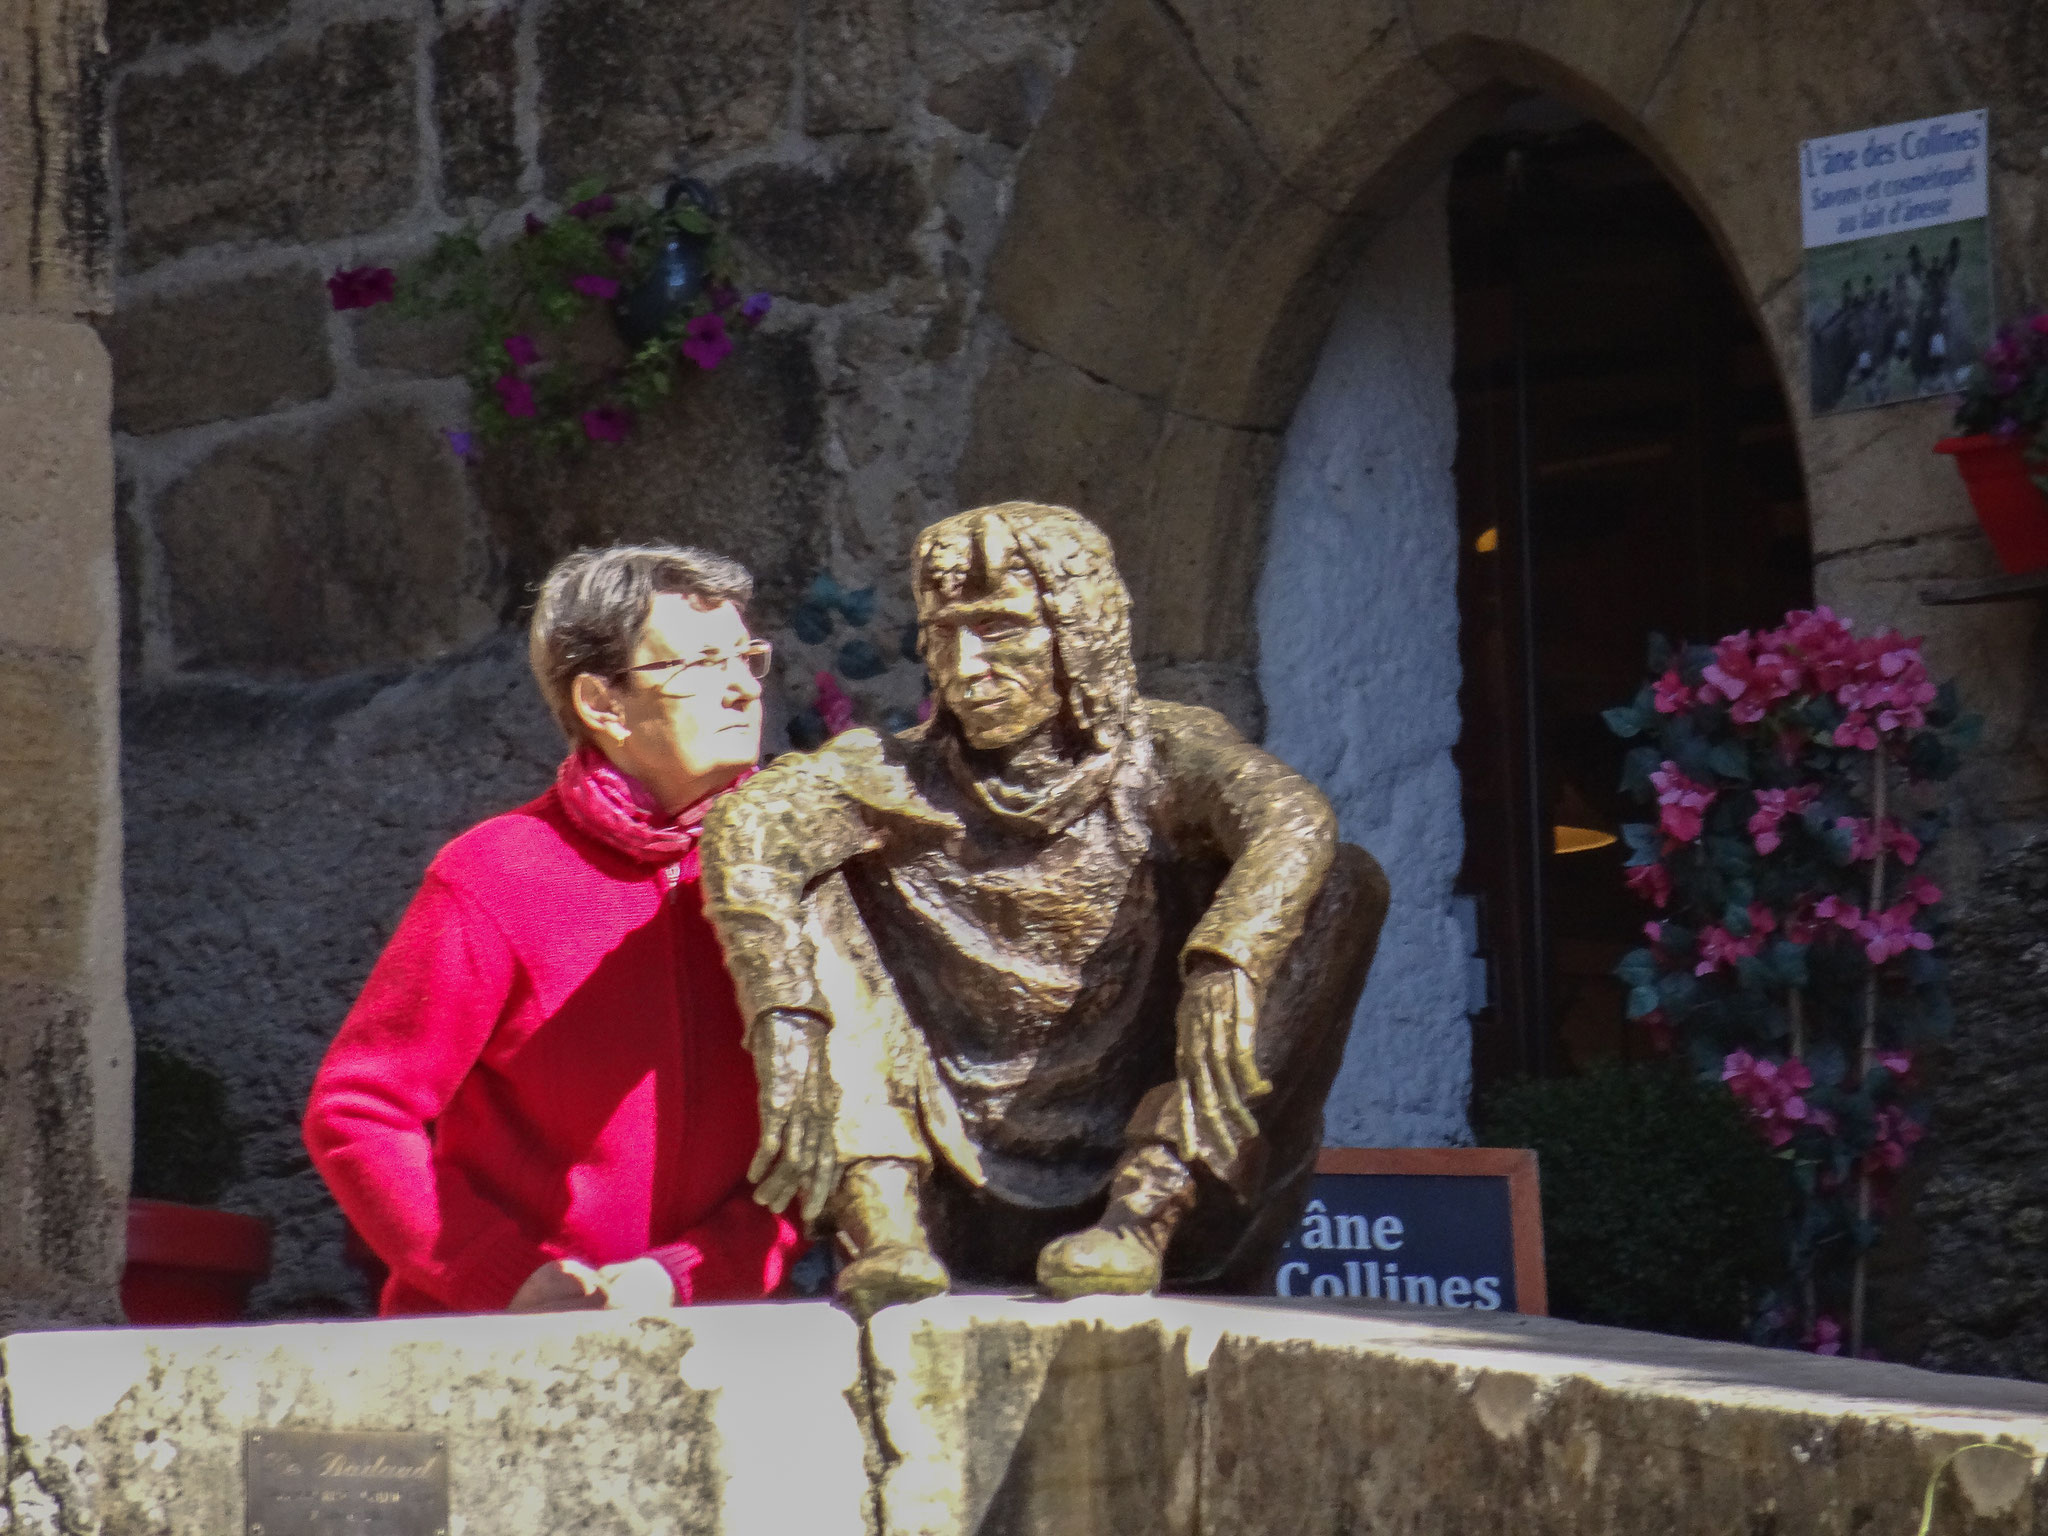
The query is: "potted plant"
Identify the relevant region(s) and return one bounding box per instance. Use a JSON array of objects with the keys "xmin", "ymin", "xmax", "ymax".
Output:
[
  {"xmin": 1935, "ymin": 314, "xmax": 2048, "ymax": 574},
  {"xmin": 1604, "ymin": 611, "xmax": 1977, "ymax": 1357},
  {"xmin": 328, "ymin": 177, "xmax": 772, "ymax": 456},
  {"xmin": 125, "ymin": 1044, "xmax": 270, "ymax": 1324}
]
